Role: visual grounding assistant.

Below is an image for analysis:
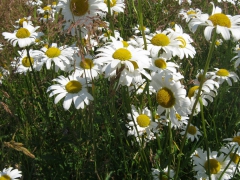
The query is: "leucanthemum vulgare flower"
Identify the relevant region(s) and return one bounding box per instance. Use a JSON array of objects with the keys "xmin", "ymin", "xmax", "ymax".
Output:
[
  {"xmin": 180, "ymin": 124, "xmax": 202, "ymax": 142},
  {"xmin": 146, "ymin": 30, "xmax": 181, "ymax": 58},
  {"xmin": 214, "ymin": 38, "xmax": 223, "ymax": 48},
  {"xmin": 126, "ymin": 105, "xmax": 158, "ymax": 143},
  {"xmin": 11, "ymin": 49, "xmax": 44, "ymax": 74},
  {"xmin": 208, "ymin": 68, "xmax": 239, "ymax": 86},
  {"xmin": 150, "ymin": 71, "xmax": 191, "ymax": 121},
  {"xmin": 0, "ymin": 167, "xmax": 22, "ymax": 180},
  {"xmin": 26, "ymin": 0, "xmax": 43, "ymax": 6},
  {"xmin": 192, "ymin": 148, "xmax": 233, "ymax": 180},
  {"xmin": 151, "ymin": 167, "xmax": 175, "ymax": 180},
  {"xmin": 37, "ymin": 5, "xmax": 56, "ymax": 15},
  {"xmin": 167, "ymin": 24, "xmax": 196, "ymax": 59},
  {"xmin": 224, "ymin": 131, "xmax": 240, "ymax": 149},
  {"xmin": 188, "ymin": 2, "xmax": 240, "ymax": 41},
  {"xmin": 102, "ymin": 0, "xmax": 125, "ymax": 15},
  {"xmin": 14, "ymin": 16, "xmax": 32, "ymax": 29},
  {"xmin": 132, "ymin": 24, "xmax": 150, "ymax": 35},
  {"xmin": 70, "ymin": 54, "xmax": 101, "ymax": 80},
  {"xmin": 47, "ymin": 74, "xmax": 93, "ymax": 110},
  {"xmin": 2, "ymin": 21, "xmax": 42, "ymax": 48},
  {"xmin": 98, "ymin": 30, "xmax": 122, "ymax": 43},
  {"xmin": 160, "ymin": 113, "xmax": 189, "ymax": 129},
  {"xmin": 231, "ymin": 44, "xmax": 240, "ymax": 70},
  {"xmin": 94, "ymin": 41, "xmax": 150, "ymax": 83},
  {"xmin": 56, "ymin": 0, "xmax": 107, "ymax": 35},
  {"xmin": 41, "ymin": 43, "xmax": 75, "ymax": 72},
  {"xmin": 179, "ymin": 8, "xmax": 202, "ymax": 23}
]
